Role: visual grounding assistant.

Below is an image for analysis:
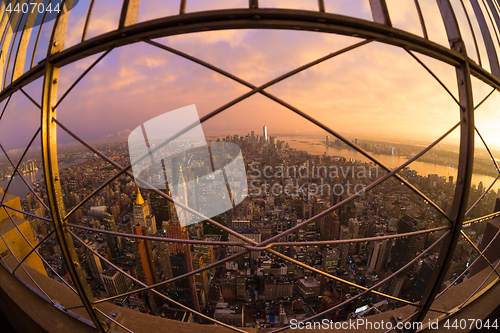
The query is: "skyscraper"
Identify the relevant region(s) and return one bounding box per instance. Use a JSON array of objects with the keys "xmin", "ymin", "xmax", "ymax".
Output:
[
  {"xmin": 101, "ymin": 267, "xmax": 130, "ymax": 297},
  {"xmin": 86, "ymin": 244, "xmax": 104, "ymax": 284},
  {"xmin": 103, "ymin": 212, "xmax": 122, "ymax": 260},
  {"xmin": 134, "ymin": 189, "xmax": 157, "ymax": 235},
  {"xmin": 133, "ymin": 224, "xmax": 158, "ymax": 286},
  {"xmin": 263, "ymin": 125, "xmax": 268, "ymax": 143},
  {"xmin": 389, "ymin": 215, "xmax": 418, "ymax": 272},
  {"xmin": 163, "ymin": 220, "xmax": 200, "ymax": 311},
  {"xmin": 409, "ymin": 253, "xmax": 438, "ymax": 302},
  {"xmin": 150, "ymin": 190, "xmax": 175, "ymax": 232}
]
